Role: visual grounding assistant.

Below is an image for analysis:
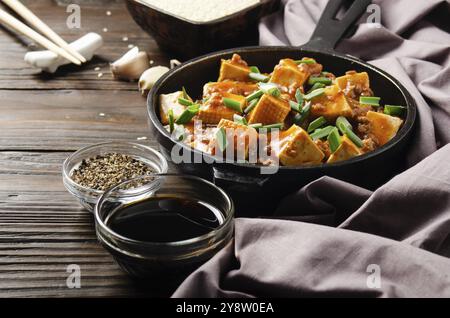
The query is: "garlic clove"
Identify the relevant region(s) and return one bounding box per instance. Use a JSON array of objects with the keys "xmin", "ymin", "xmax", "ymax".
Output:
[
  {"xmin": 138, "ymin": 66, "xmax": 170, "ymax": 96},
  {"xmin": 110, "ymin": 47, "xmax": 149, "ymax": 81}
]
